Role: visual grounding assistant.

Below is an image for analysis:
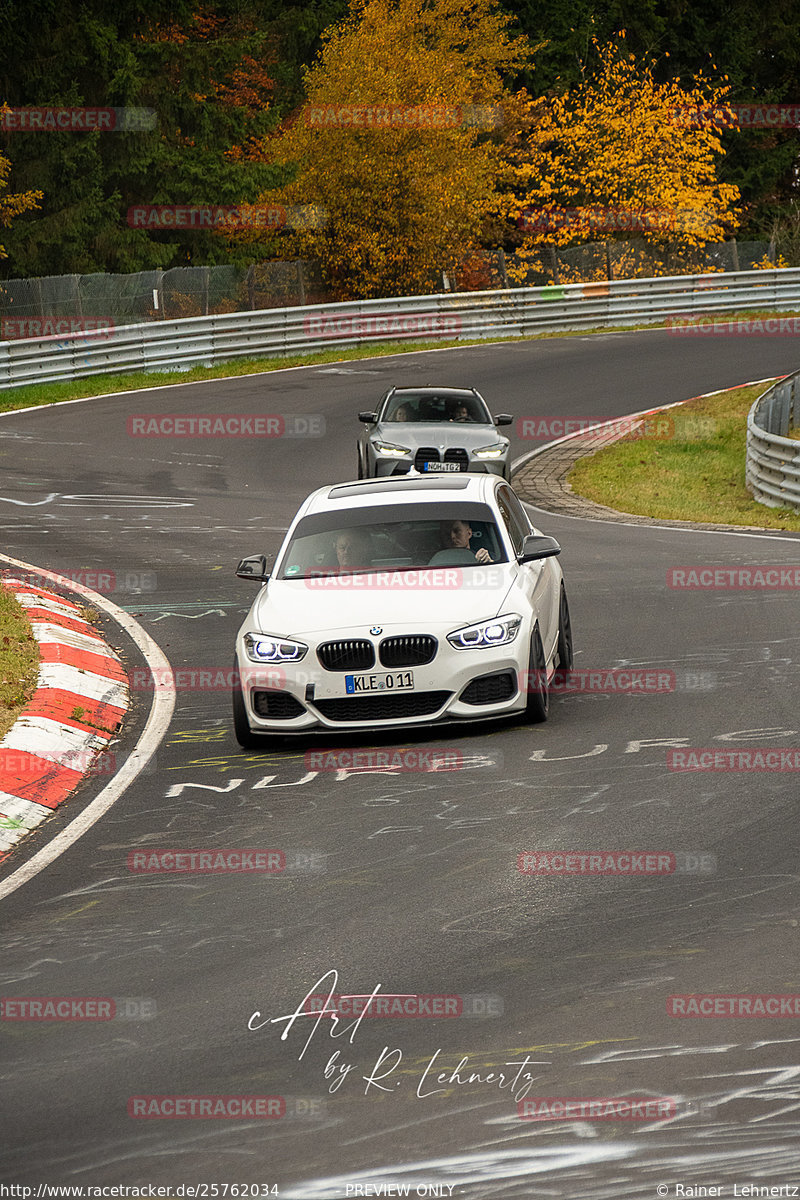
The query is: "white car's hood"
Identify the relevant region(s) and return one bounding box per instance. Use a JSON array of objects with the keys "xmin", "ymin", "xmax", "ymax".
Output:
[{"xmin": 250, "ymin": 568, "xmax": 518, "ymax": 636}]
